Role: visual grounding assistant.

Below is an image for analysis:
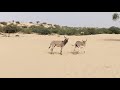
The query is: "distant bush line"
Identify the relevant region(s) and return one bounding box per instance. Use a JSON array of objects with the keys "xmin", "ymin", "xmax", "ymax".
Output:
[{"xmin": 0, "ymin": 24, "xmax": 120, "ymax": 35}]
